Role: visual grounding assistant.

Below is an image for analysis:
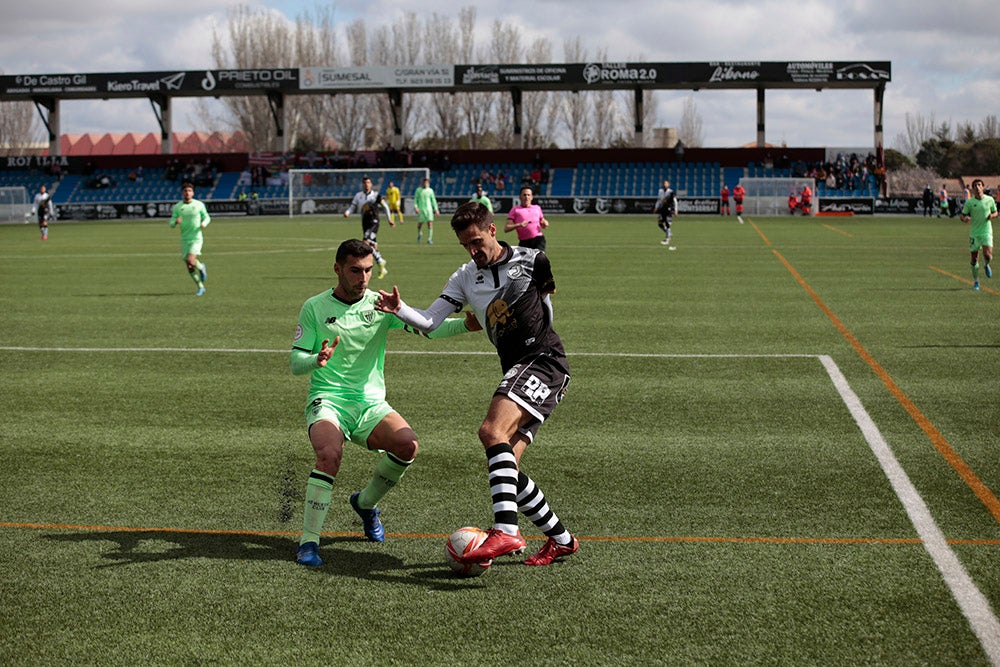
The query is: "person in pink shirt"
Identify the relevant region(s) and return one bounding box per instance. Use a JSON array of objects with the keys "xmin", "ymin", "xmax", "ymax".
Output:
[{"xmin": 504, "ymin": 186, "xmax": 549, "ymax": 252}]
